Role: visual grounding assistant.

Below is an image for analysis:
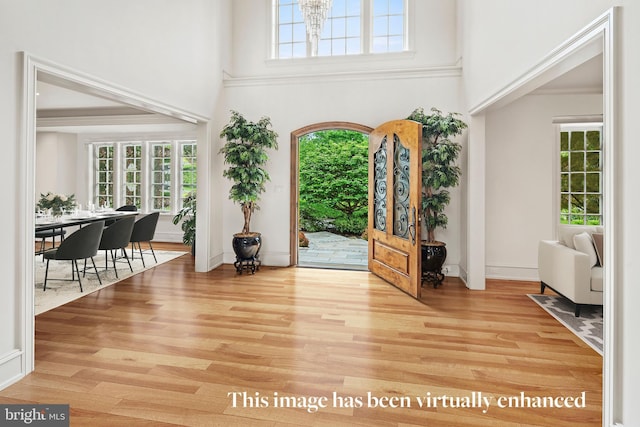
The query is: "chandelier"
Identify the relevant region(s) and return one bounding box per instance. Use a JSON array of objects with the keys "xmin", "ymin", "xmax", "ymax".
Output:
[{"xmin": 298, "ymin": 0, "xmax": 333, "ymax": 56}]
